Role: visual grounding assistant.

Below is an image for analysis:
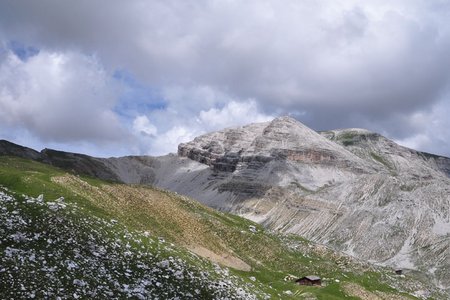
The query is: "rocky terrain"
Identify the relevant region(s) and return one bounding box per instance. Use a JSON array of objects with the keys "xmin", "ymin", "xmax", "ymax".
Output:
[{"xmin": 2, "ymin": 116, "xmax": 450, "ymax": 295}]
